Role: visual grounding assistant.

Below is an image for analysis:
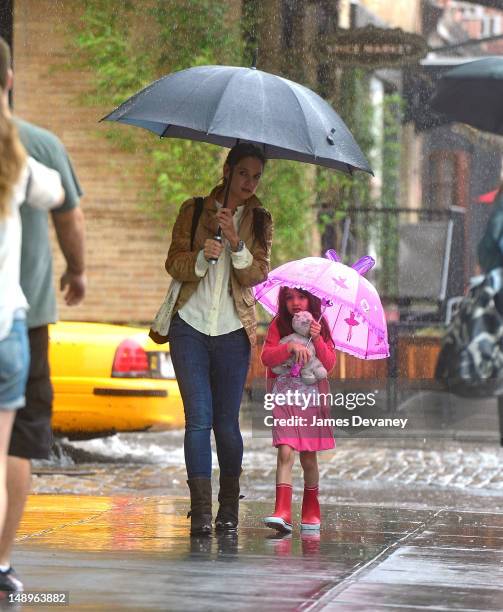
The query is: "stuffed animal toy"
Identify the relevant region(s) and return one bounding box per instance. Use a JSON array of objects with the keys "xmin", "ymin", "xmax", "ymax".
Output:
[{"xmin": 271, "ymin": 311, "xmax": 328, "ymax": 384}]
